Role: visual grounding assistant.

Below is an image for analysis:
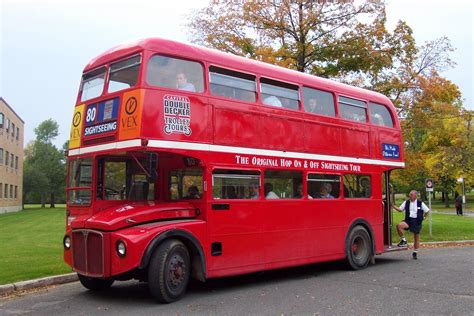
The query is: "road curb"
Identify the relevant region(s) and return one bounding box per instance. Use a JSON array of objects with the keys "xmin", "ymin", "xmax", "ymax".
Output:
[
  {"xmin": 1, "ymin": 240, "xmax": 474, "ymax": 297},
  {"xmin": 0, "ymin": 273, "xmax": 78, "ymax": 297}
]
